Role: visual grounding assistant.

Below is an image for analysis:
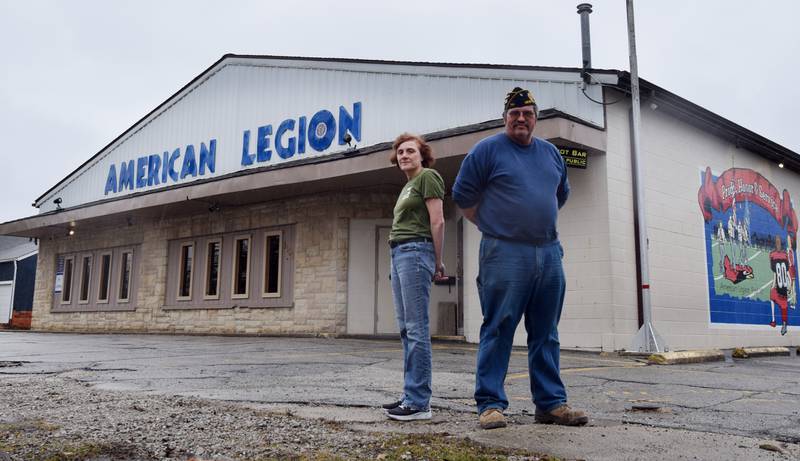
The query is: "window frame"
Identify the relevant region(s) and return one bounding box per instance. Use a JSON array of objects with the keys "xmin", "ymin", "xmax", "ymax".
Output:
[
  {"xmin": 117, "ymin": 249, "xmax": 133, "ymax": 303},
  {"xmin": 162, "ymin": 225, "xmax": 294, "ymax": 310},
  {"xmin": 203, "ymin": 238, "xmax": 222, "ymax": 300},
  {"xmin": 262, "ymin": 230, "xmax": 283, "ymax": 298},
  {"xmin": 177, "ymin": 241, "xmax": 195, "ymax": 301},
  {"xmin": 60, "ymin": 256, "xmax": 75, "ymax": 305},
  {"xmin": 77, "ymin": 254, "xmax": 93, "ymax": 304},
  {"xmin": 96, "ymin": 251, "xmax": 113, "ymax": 304},
  {"xmin": 231, "ymin": 234, "xmax": 251, "ymax": 299}
]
